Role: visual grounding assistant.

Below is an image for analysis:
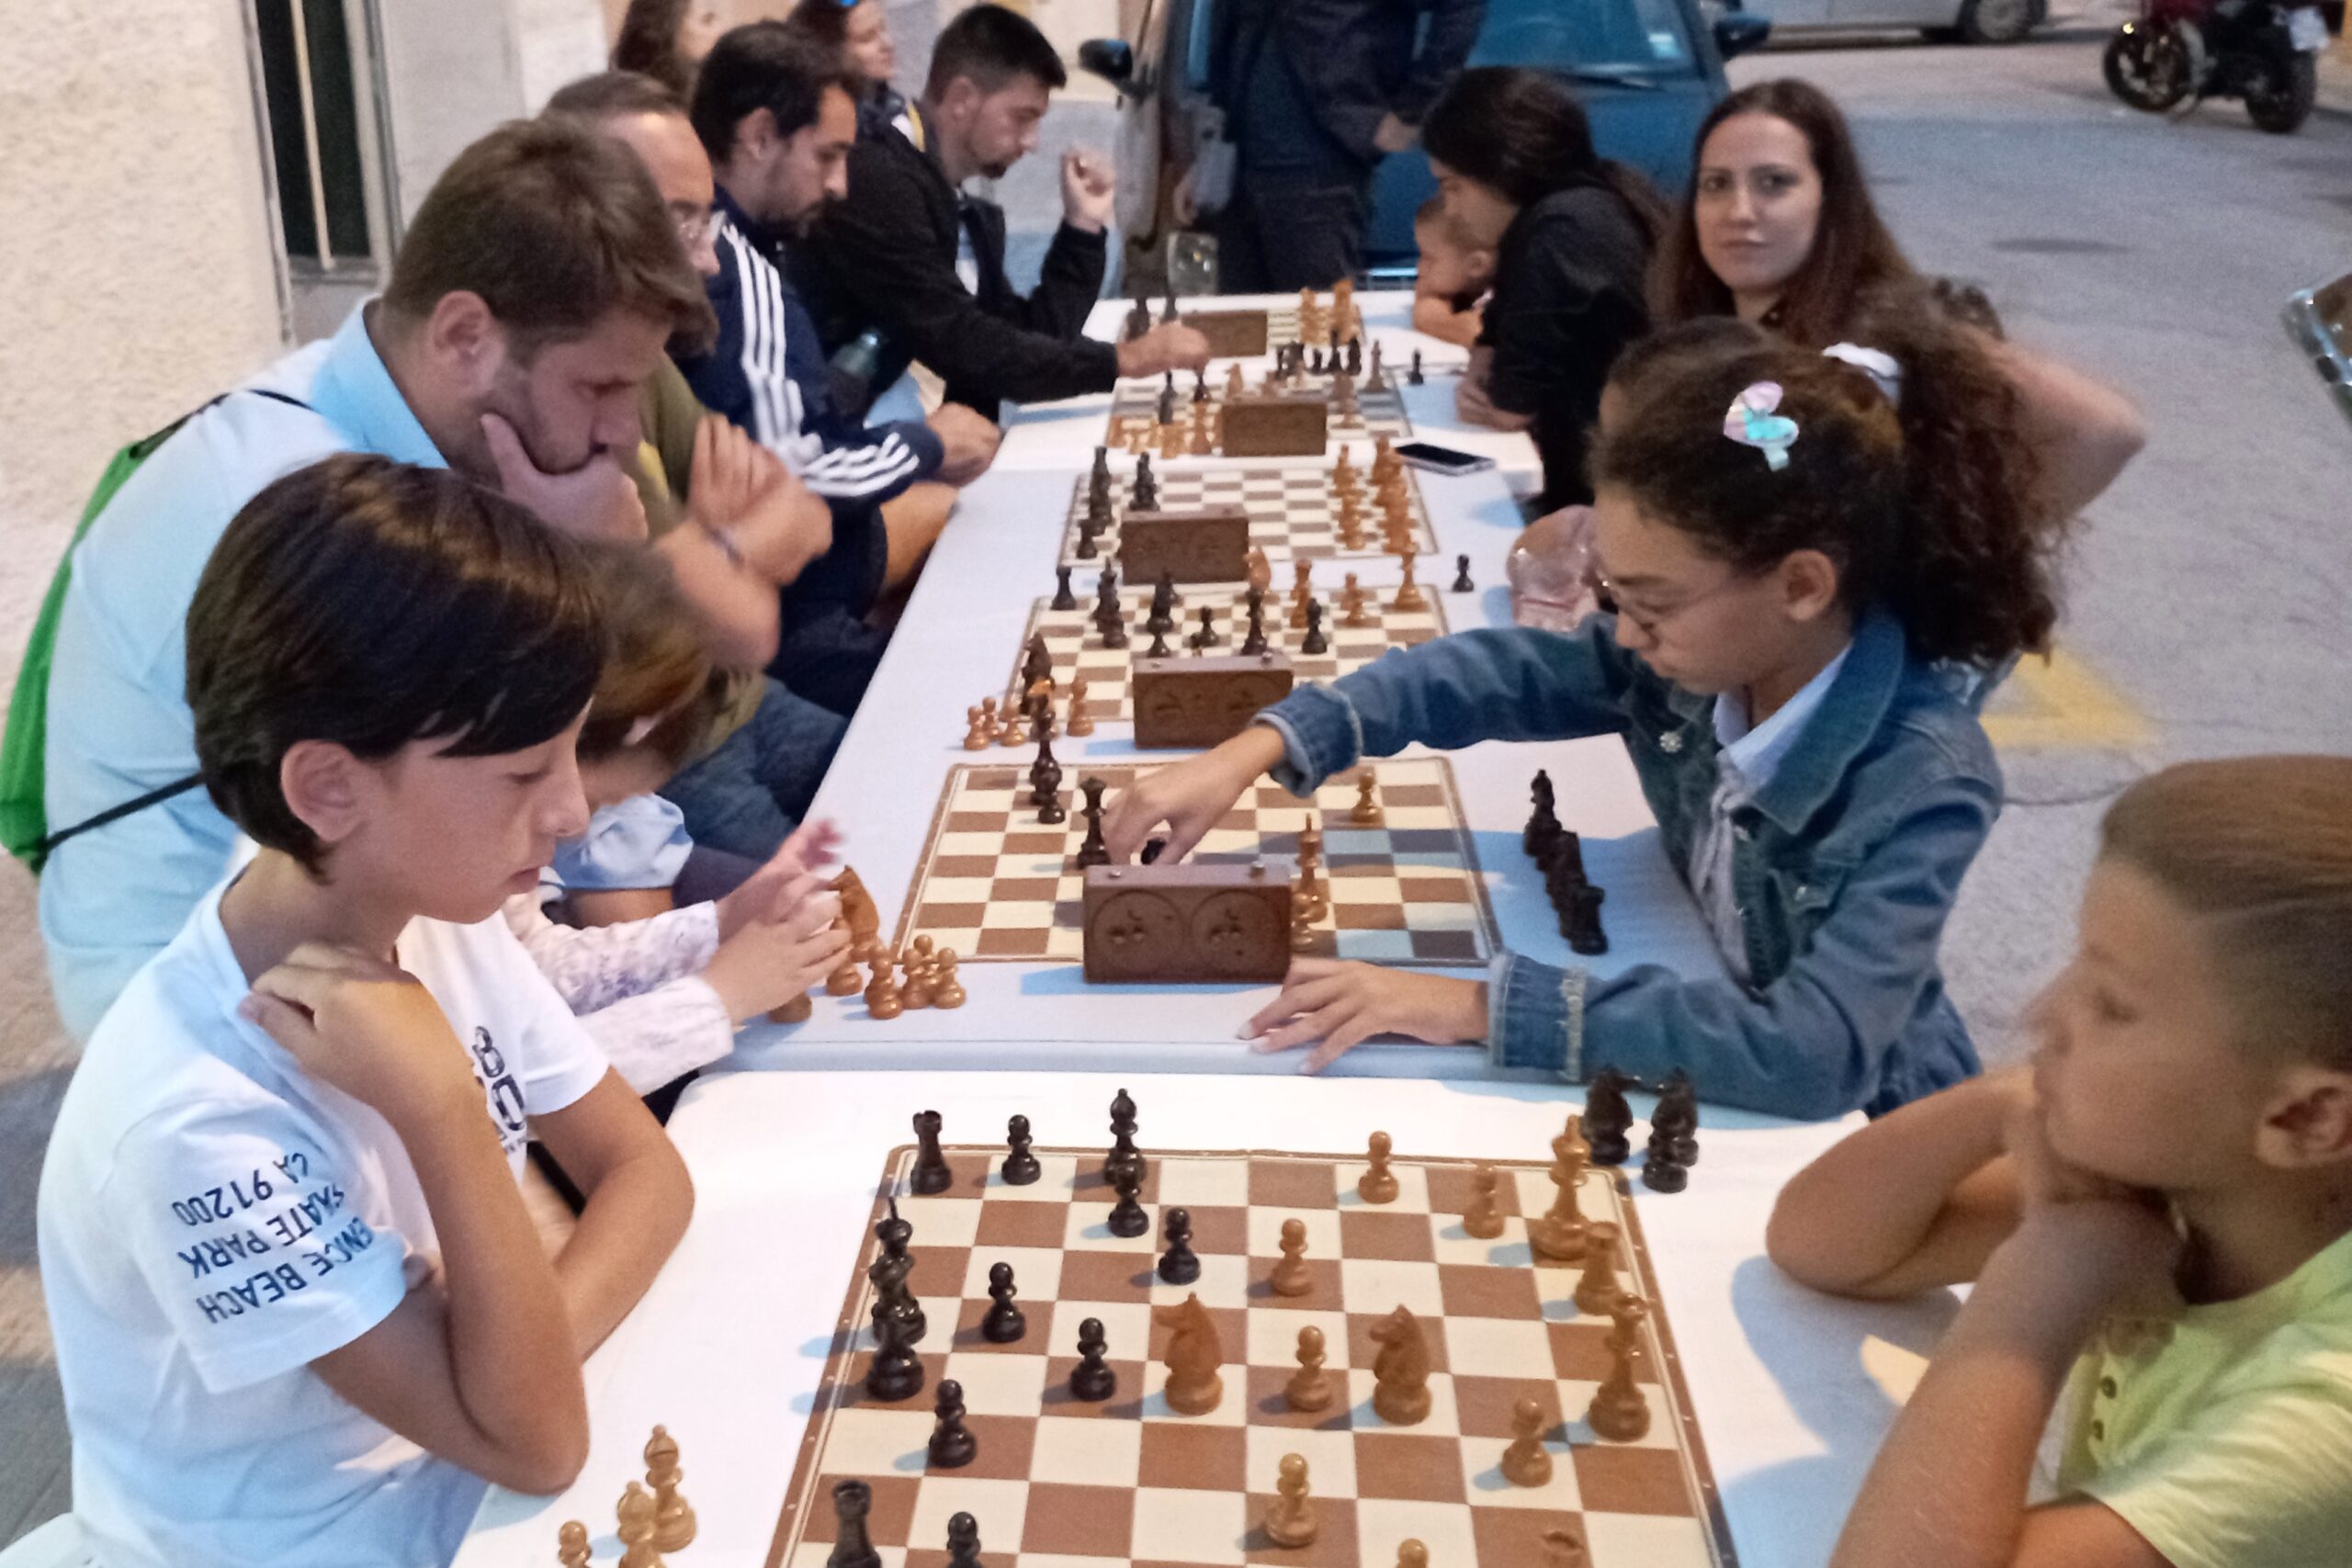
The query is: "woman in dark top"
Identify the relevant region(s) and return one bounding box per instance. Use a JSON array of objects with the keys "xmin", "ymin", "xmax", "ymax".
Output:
[
  {"xmin": 781, "ymin": 0, "xmax": 908, "ymax": 140},
  {"xmin": 1422, "ymin": 68, "xmax": 1667, "ymax": 513},
  {"xmin": 1651, "ymin": 78, "xmax": 2143, "ymax": 525}
]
